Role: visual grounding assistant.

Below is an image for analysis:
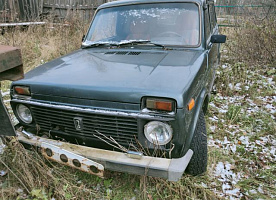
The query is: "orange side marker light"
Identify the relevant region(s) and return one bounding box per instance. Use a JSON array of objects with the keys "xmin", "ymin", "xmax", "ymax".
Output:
[{"xmin": 187, "ymin": 98, "xmax": 195, "ymax": 111}]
